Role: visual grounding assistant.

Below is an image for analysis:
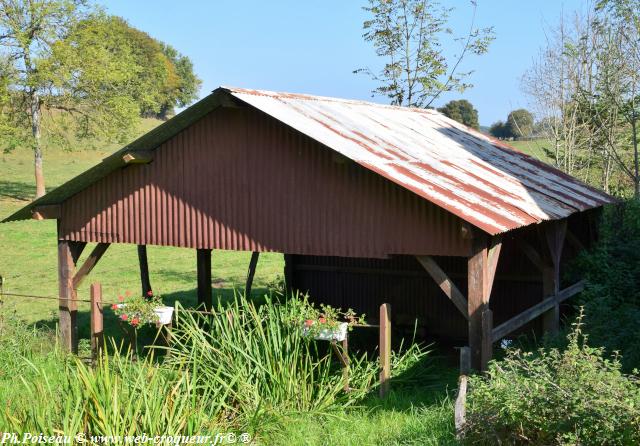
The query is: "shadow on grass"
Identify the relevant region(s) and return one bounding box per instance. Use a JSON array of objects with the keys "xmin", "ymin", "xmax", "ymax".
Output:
[{"xmin": 0, "ymin": 180, "xmax": 35, "ymax": 202}]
